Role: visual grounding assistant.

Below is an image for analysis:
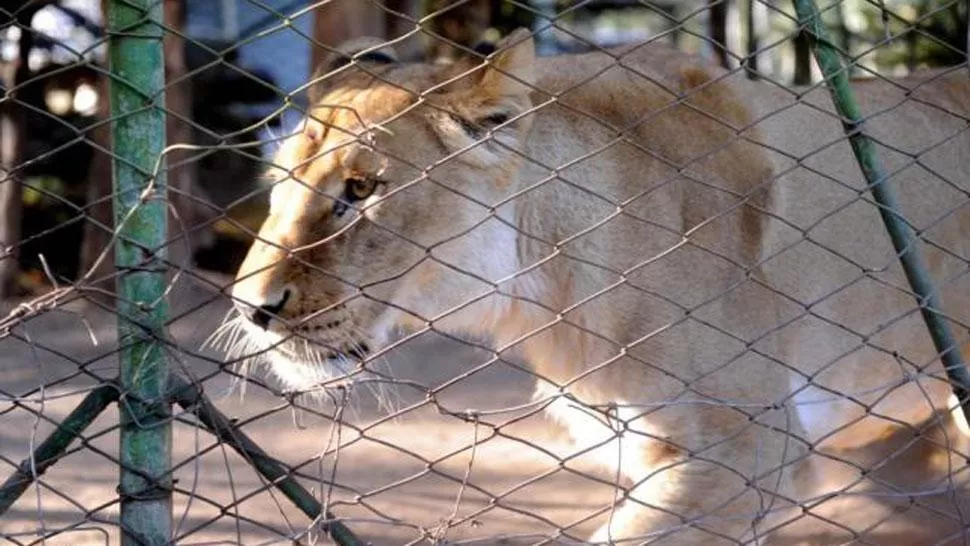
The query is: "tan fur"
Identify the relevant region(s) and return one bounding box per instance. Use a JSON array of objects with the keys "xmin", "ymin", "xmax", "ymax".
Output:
[{"xmin": 230, "ymin": 30, "xmax": 970, "ymax": 544}]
